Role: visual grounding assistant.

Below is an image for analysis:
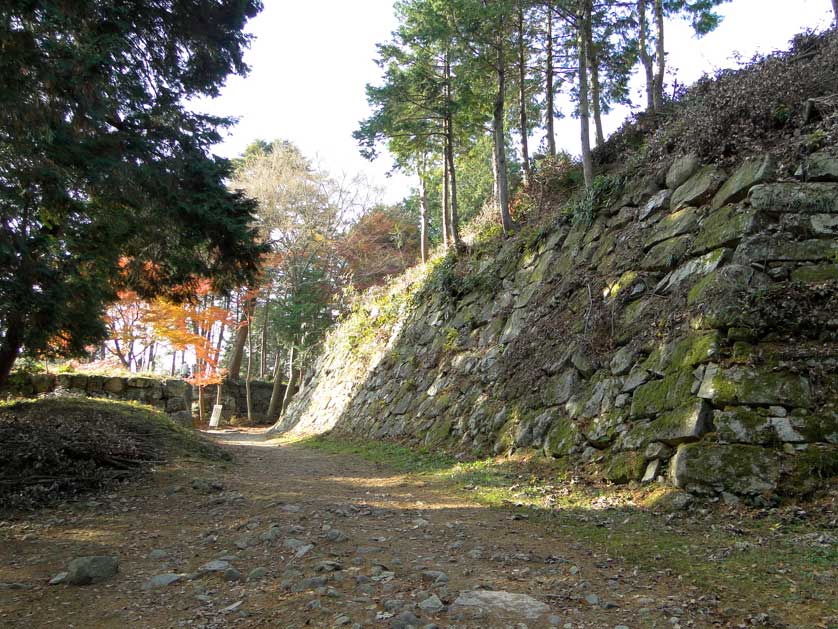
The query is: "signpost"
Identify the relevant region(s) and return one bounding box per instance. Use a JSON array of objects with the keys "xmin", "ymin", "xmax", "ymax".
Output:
[{"xmin": 209, "ymin": 404, "xmax": 223, "ymax": 428}]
